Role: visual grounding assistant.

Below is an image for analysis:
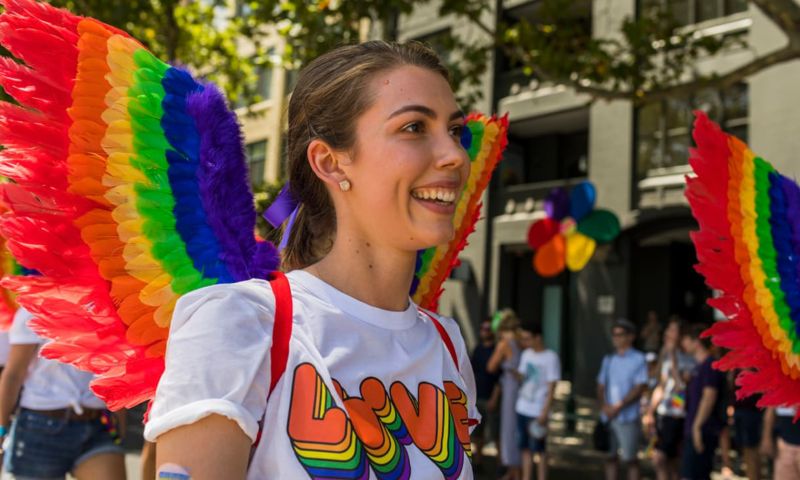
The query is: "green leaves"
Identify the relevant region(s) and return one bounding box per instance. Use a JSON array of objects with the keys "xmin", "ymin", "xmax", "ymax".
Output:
[{"xmin": 29, "ymin": 1, "xmax": 794, "ymax": 106}]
